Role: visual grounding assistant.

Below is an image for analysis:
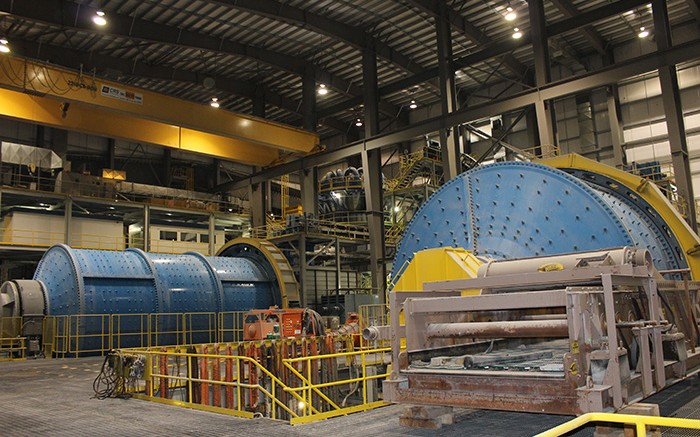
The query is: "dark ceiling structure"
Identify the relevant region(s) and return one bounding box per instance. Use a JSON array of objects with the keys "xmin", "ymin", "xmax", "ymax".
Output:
[{"xmin": 2, "ymin": 0, "xmax": 696, "ymax": 141}]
